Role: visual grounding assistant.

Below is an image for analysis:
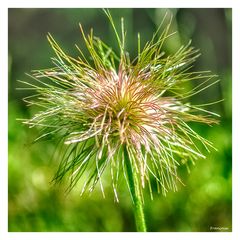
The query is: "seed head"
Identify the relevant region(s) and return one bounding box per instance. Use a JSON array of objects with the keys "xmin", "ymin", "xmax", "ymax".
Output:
[{"xmin": 22, "ymin": 11, "xmax": 219, "ymax": 201}]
